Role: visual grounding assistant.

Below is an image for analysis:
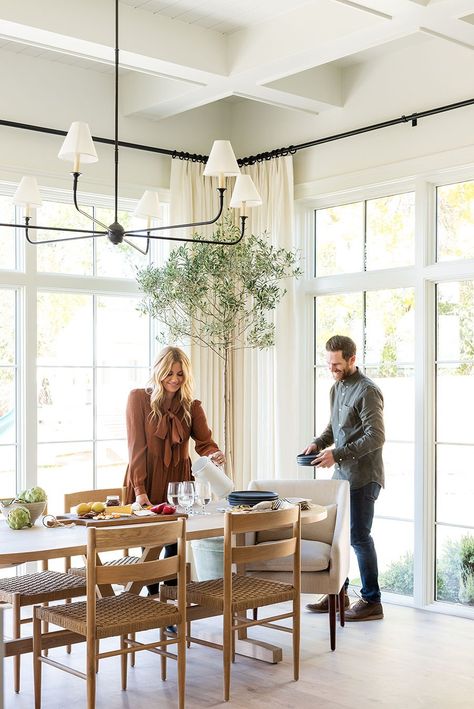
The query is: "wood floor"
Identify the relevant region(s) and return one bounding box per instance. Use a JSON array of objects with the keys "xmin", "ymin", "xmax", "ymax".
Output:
[{"xmin": 2, "ymin": 595, "xmax": 473, "ymax": 708}]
